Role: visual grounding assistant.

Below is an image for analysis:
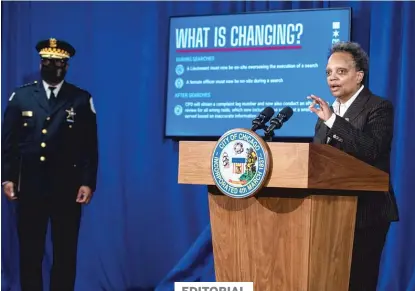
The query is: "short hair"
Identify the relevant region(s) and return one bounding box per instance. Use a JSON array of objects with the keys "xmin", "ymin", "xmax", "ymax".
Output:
[{"xmin": 329, "ymin": 41, "xmax": 369, "ymax": 84}]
